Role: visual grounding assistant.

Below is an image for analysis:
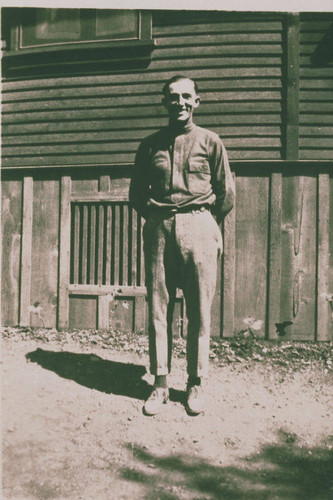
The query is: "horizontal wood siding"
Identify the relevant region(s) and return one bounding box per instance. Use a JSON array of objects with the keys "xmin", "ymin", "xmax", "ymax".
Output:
[
  {"xmin": 2, "ymin": 12, "xmax": 284, "ymax": 168},
  {"xmin": 299, "ymin": 14, "xmax": 333, "ymax": 160}
]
